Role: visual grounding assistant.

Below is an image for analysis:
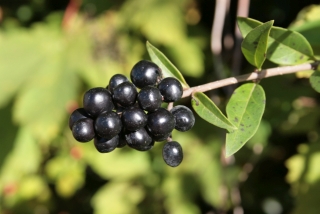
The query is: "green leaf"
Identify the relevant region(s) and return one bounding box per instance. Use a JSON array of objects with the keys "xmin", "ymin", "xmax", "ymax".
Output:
[
  {"xmin": 13, "ymin": 57, "xmax": 80, "ymax": 143},
  {"xmin": 0, "ymin": 29, "xmax": 43, "ymax": 108},
  {"xmin": 191, "ymin": 92, "xmax": 237, "ymax": 131},
  {"xmin": 241, "ymin": 20, "xmax": 273, "ymax": 69},
  {"xmin": 310, "ymin": 70, "xmax": 320, "ymax": 93},
  {"xmin": 237, "ymin": 17, "xmax": 314, "ymax": 65},
  {"xmin": 225, "ymin": 83, "xmax": 266, "ymax": 157},
  {"xmin": 237, "ymin": 17, "xmax": 263, "ymax": 38},
  {"xmin": 267, "ymin": 26, "xmax": 314, "ymax": 65},
  {"xmin": 146, "ymin": 41, "xmax": 189, "ymax": 89},
  {"xmin": 289, "ymin": 5, "xmax": 320, "ymax": 55}
]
